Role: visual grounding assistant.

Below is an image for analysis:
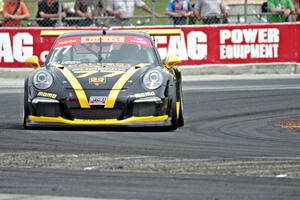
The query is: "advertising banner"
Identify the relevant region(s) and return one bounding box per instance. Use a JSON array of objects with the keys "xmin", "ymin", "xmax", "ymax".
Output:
[{"xmin": 0, "ymin": 24, "xmax": 299, "ymax": 68}]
